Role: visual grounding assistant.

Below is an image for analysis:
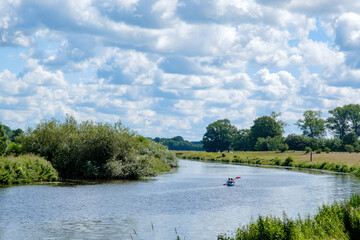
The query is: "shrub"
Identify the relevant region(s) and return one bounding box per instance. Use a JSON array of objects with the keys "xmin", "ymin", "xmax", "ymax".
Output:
[
  {"xmin": 282, "ymin": 156, "xmax": 294, "ymax": 166},
  {"xmin": 274, "ymin": 158, "xmax": 281, "ymax": 166},
  {"xmin": 304, "ymin": 147, "xmax": 312, "ymax": 154},
  {"xmin": 315, "ymin": 149, "xmax": 322, "ymax": 154},
  {"xmin": 277, "ymin": 143, "xmax": 289, "ymax": 153},
  {"xmin": 345, "ymin": 145, "xmax": 355, "ymax": 153},
  {"xmin": 5, "ymin": 143, "xmax": 22, "ymax": 156},
  {"xmin": 18, "ymin": 116, "xmax": 177, "ymax": 180},
  {"xmin": 324, "ymin": 147, "xmax": 331, "ymax": 153}
]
